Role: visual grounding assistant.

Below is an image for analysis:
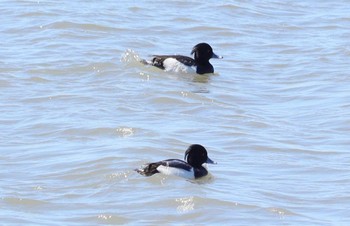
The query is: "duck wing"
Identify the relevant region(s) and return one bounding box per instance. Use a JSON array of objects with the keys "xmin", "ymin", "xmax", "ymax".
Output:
[
  {"xmin": 151, "ymin": 55, "xmax": 195, "ymax": 69},
  {"xmin": 162, "ymin": 159, "xmax": 192, "ymax": 171}
]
